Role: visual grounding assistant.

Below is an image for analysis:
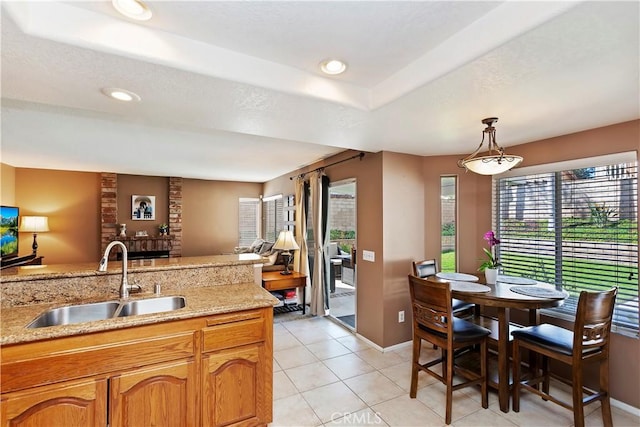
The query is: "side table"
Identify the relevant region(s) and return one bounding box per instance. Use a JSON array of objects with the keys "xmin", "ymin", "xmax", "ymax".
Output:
[{"xmin": 261, "ymin": 271, "xmax": 307, "ymax": 315}]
